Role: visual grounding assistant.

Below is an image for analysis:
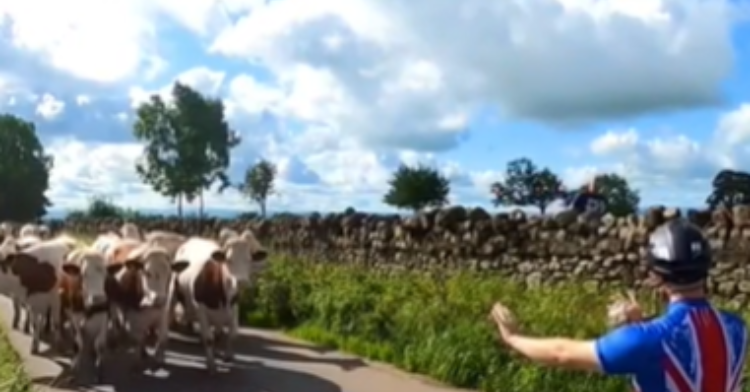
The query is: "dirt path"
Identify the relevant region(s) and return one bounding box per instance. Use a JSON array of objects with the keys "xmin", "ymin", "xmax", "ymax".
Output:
[{"xmin": 0, "ymin": 298, "xmax": 473, "ymax": 392}]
